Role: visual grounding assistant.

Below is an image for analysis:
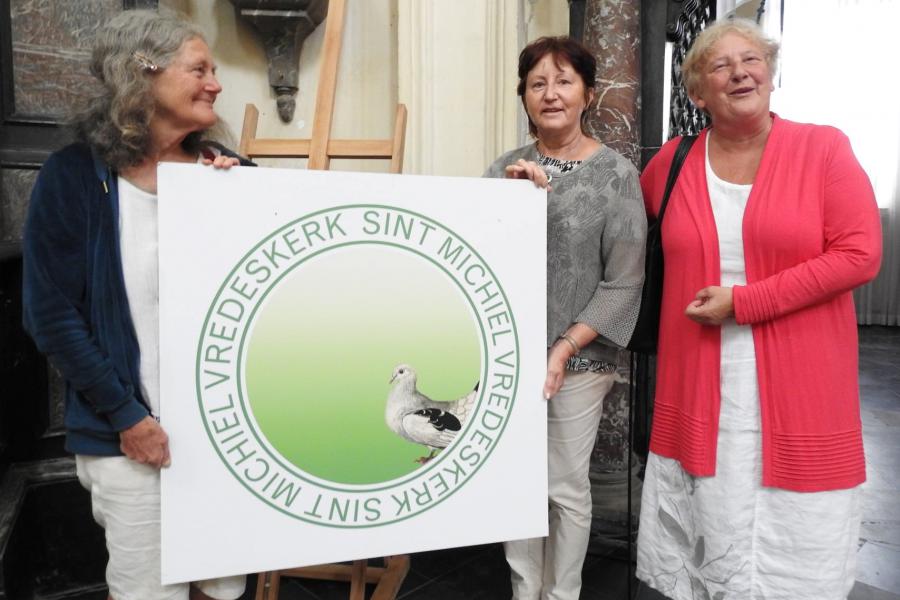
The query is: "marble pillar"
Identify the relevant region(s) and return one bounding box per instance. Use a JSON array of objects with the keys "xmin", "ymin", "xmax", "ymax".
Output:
[
  {"xmin": 581, "ymin": 0, "xmax": 643, "ymax": 552},
  {"xmin": 583, "ymin": 0, "xmax": 641, "ymax": 167}
]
